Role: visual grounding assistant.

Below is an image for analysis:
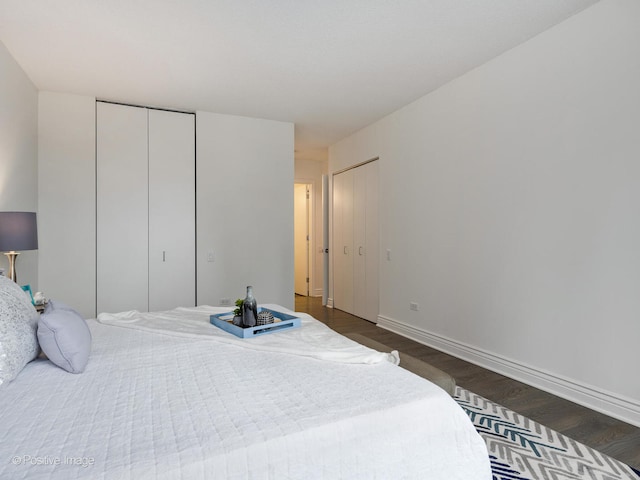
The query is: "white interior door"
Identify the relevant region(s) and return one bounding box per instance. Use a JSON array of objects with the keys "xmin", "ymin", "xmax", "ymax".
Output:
[
  {"xmin": 353, "ymin": 167, "xmax": 367, "ymax": 319},
  {"xmin": 96, "ymin": 102, "xmax": 149, "ymax": 314},
  {"xmin": 364, "ymin": 161, "xmax": 379, "ymax": 323},
  {"xmin": 332, "ymin": 161, "xmax": 378, "ymax": 322},
  {"xmin": 294, "ymin": 183, "xmax": 310, "ymax": 296},
  {"xmin": 148, "ymin": 109, "xmax": 196, "ymax": 311},
  {"xmin": 322, "ymin": 175, "xmax": 329, "ymax": 305},
  {"xmin": 333, "ymin": 169, "xmax": 354, "ymax": 313}
]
